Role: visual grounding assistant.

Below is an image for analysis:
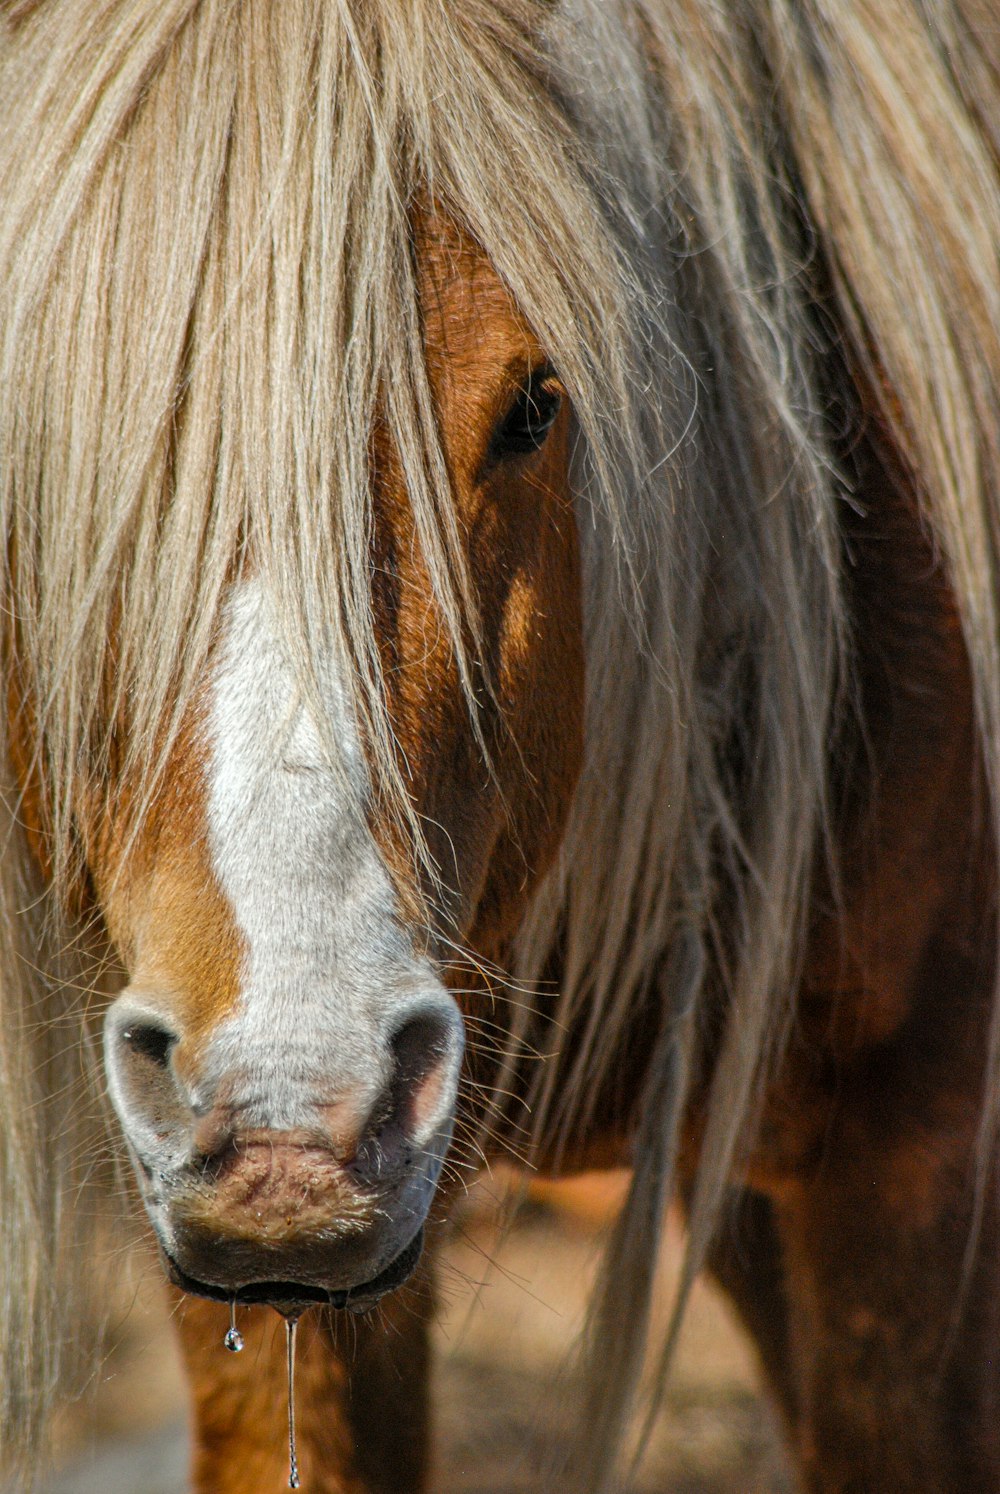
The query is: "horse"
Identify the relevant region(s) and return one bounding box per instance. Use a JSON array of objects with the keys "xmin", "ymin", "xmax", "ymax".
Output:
[{"xmin": 3, "ymin": 0, "xmax": 1000, "ymax": 1489}]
